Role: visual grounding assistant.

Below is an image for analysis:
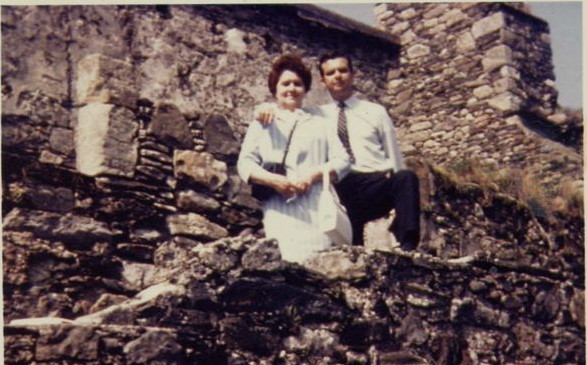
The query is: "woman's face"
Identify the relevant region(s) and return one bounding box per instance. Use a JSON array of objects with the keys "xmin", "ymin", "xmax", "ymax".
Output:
[{"xmin": 276, "ymin": 70, "xmax": 306, "ymax": 111}]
